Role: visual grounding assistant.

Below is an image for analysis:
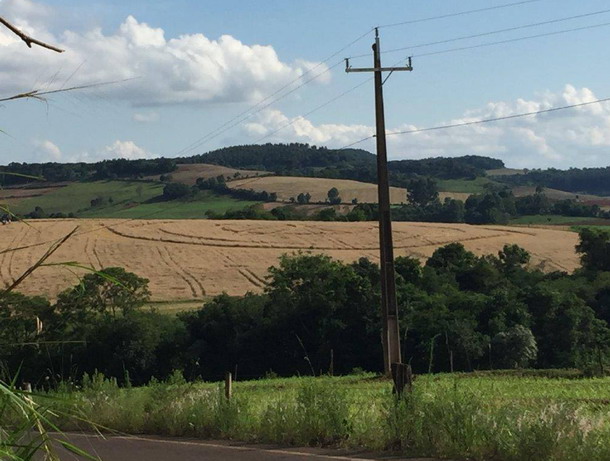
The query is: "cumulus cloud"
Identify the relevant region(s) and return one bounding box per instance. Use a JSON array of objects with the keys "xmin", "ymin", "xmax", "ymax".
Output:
[
  {"xmin": 72, "ymin": 140, "xmax": 152, "ymax": 163},
  {"xmin": 34, "ymin": 139, "xmax": 62, "ymax": 161},
  {"xmin": 0, "ymin": 2, "xmax": 330, "ymax": 106},
  {"xmin": 244, "ymin": 85, "xmax": 610, "ymax": 169}
]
